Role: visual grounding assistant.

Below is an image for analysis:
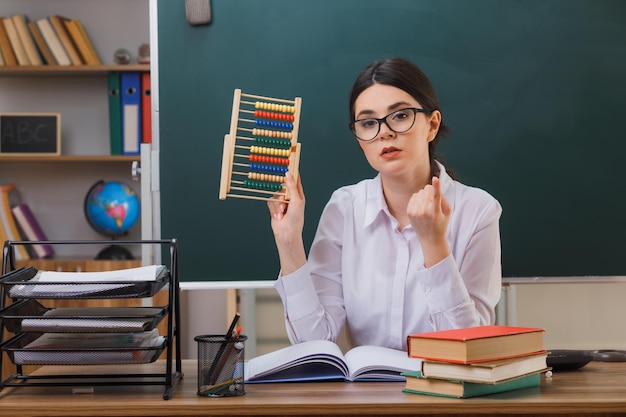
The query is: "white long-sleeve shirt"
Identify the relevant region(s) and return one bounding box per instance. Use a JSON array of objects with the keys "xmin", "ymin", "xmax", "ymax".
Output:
[{"xmin": 274, "ymin": 163, "xmax": 502, "ymax": 351}]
